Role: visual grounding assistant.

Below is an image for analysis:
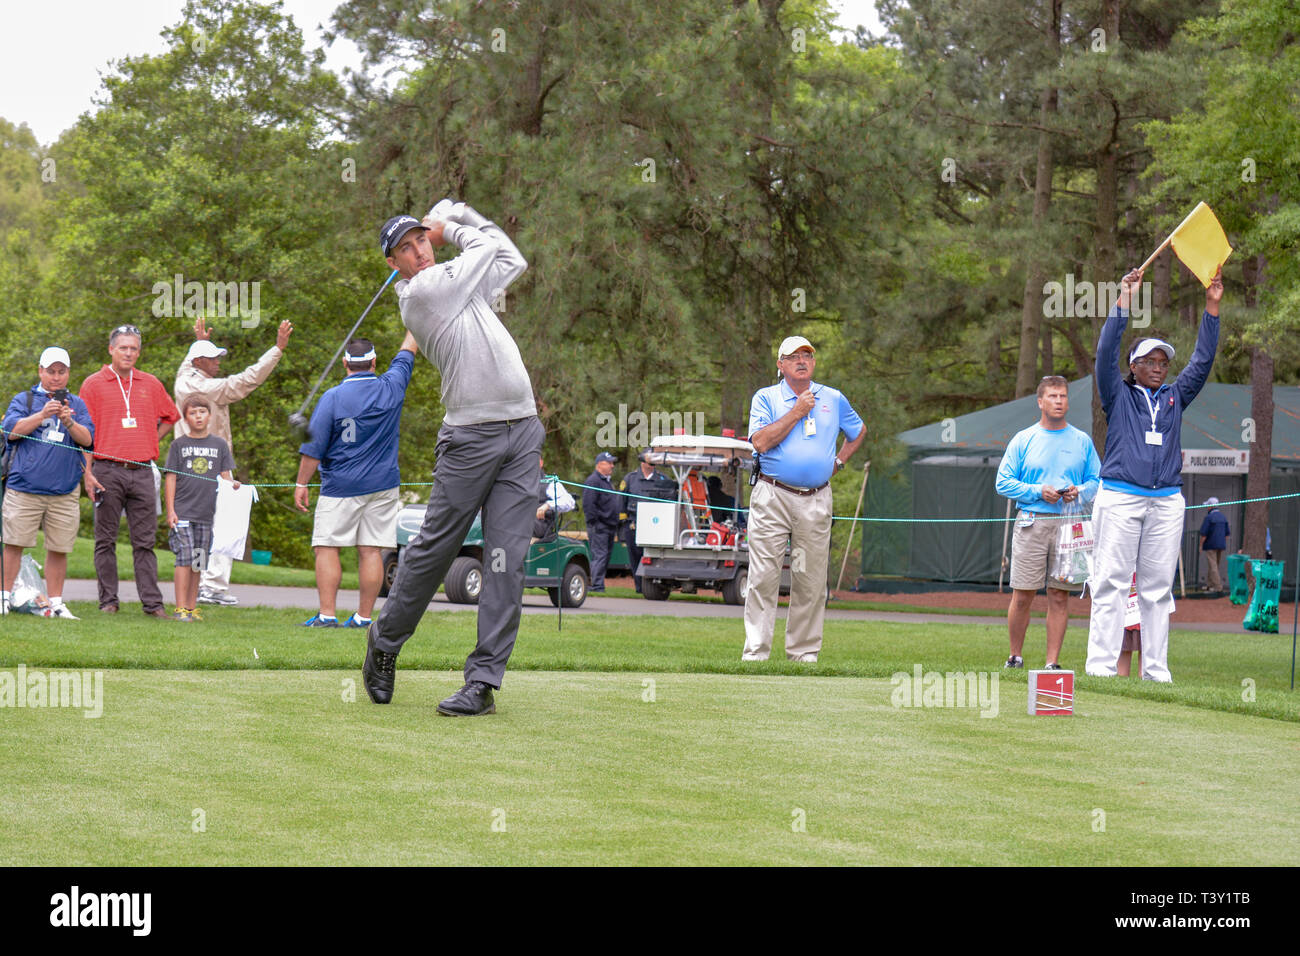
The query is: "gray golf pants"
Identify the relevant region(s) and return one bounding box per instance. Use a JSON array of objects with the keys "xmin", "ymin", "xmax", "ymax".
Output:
[{"xmin": 373, "ymin": 416, "xmax": 544, "ymax": 687}]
